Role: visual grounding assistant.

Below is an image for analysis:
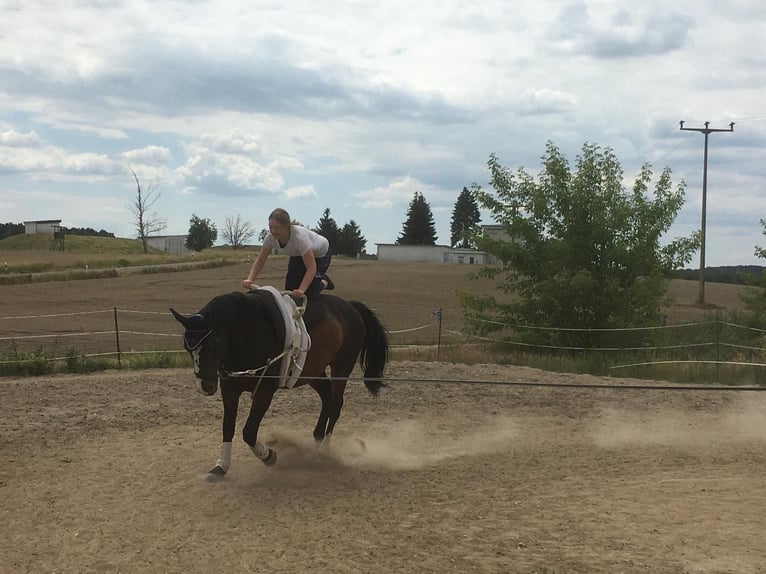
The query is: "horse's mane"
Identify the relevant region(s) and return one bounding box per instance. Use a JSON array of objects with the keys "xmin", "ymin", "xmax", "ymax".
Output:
[
  {"xmin": 199, "ymin": 291, "xmax": 276, "ymax": 329},
  {"xmin": 199, "ymin": 290, "xmax": 286, "ymax": 370}
]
